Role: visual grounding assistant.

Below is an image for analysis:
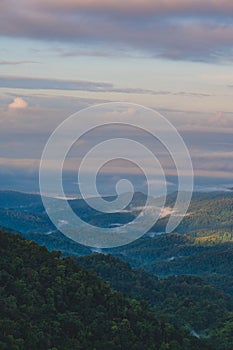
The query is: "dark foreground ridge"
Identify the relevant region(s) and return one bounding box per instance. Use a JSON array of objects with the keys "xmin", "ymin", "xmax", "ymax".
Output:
[{"xmin": 0, "ymin": 230, "xmax": 211, "ymax": 350}]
